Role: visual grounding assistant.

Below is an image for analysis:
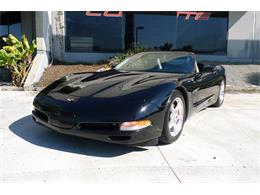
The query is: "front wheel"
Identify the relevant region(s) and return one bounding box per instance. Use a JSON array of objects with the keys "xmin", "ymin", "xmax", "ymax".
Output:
[
  {"xmin": 160, "ymin": 90, "xmax": 186, "ymax": 144},
  {"xmin": 212, "ymin": 79, "xmax": 225, "ymax": 107}
]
